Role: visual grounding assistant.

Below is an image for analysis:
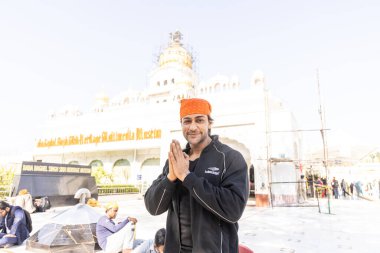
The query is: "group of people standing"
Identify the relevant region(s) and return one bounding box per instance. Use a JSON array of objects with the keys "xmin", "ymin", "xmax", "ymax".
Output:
[
  {"xmin": 312, "ymin": 176, "xmax": 373, "ymax": 200},
  {"xmin": 331, "ymin": 177, "xmax": 370, "ymax": 199}
]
